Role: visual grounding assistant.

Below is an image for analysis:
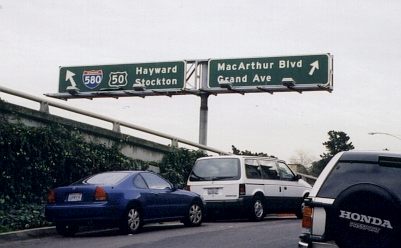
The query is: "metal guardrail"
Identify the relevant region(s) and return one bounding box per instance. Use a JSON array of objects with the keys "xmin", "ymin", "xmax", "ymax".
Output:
[
  {"xmin": 297, "ymin": 172, "xmax": 317, "ymax": 181},
  {"xmin": 0, "ymin": 85, "xmax": 229, "ymax": 155},
  {"xmin": 297, "ymin": 172, "xmax": 317, "ymax": 185}
]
